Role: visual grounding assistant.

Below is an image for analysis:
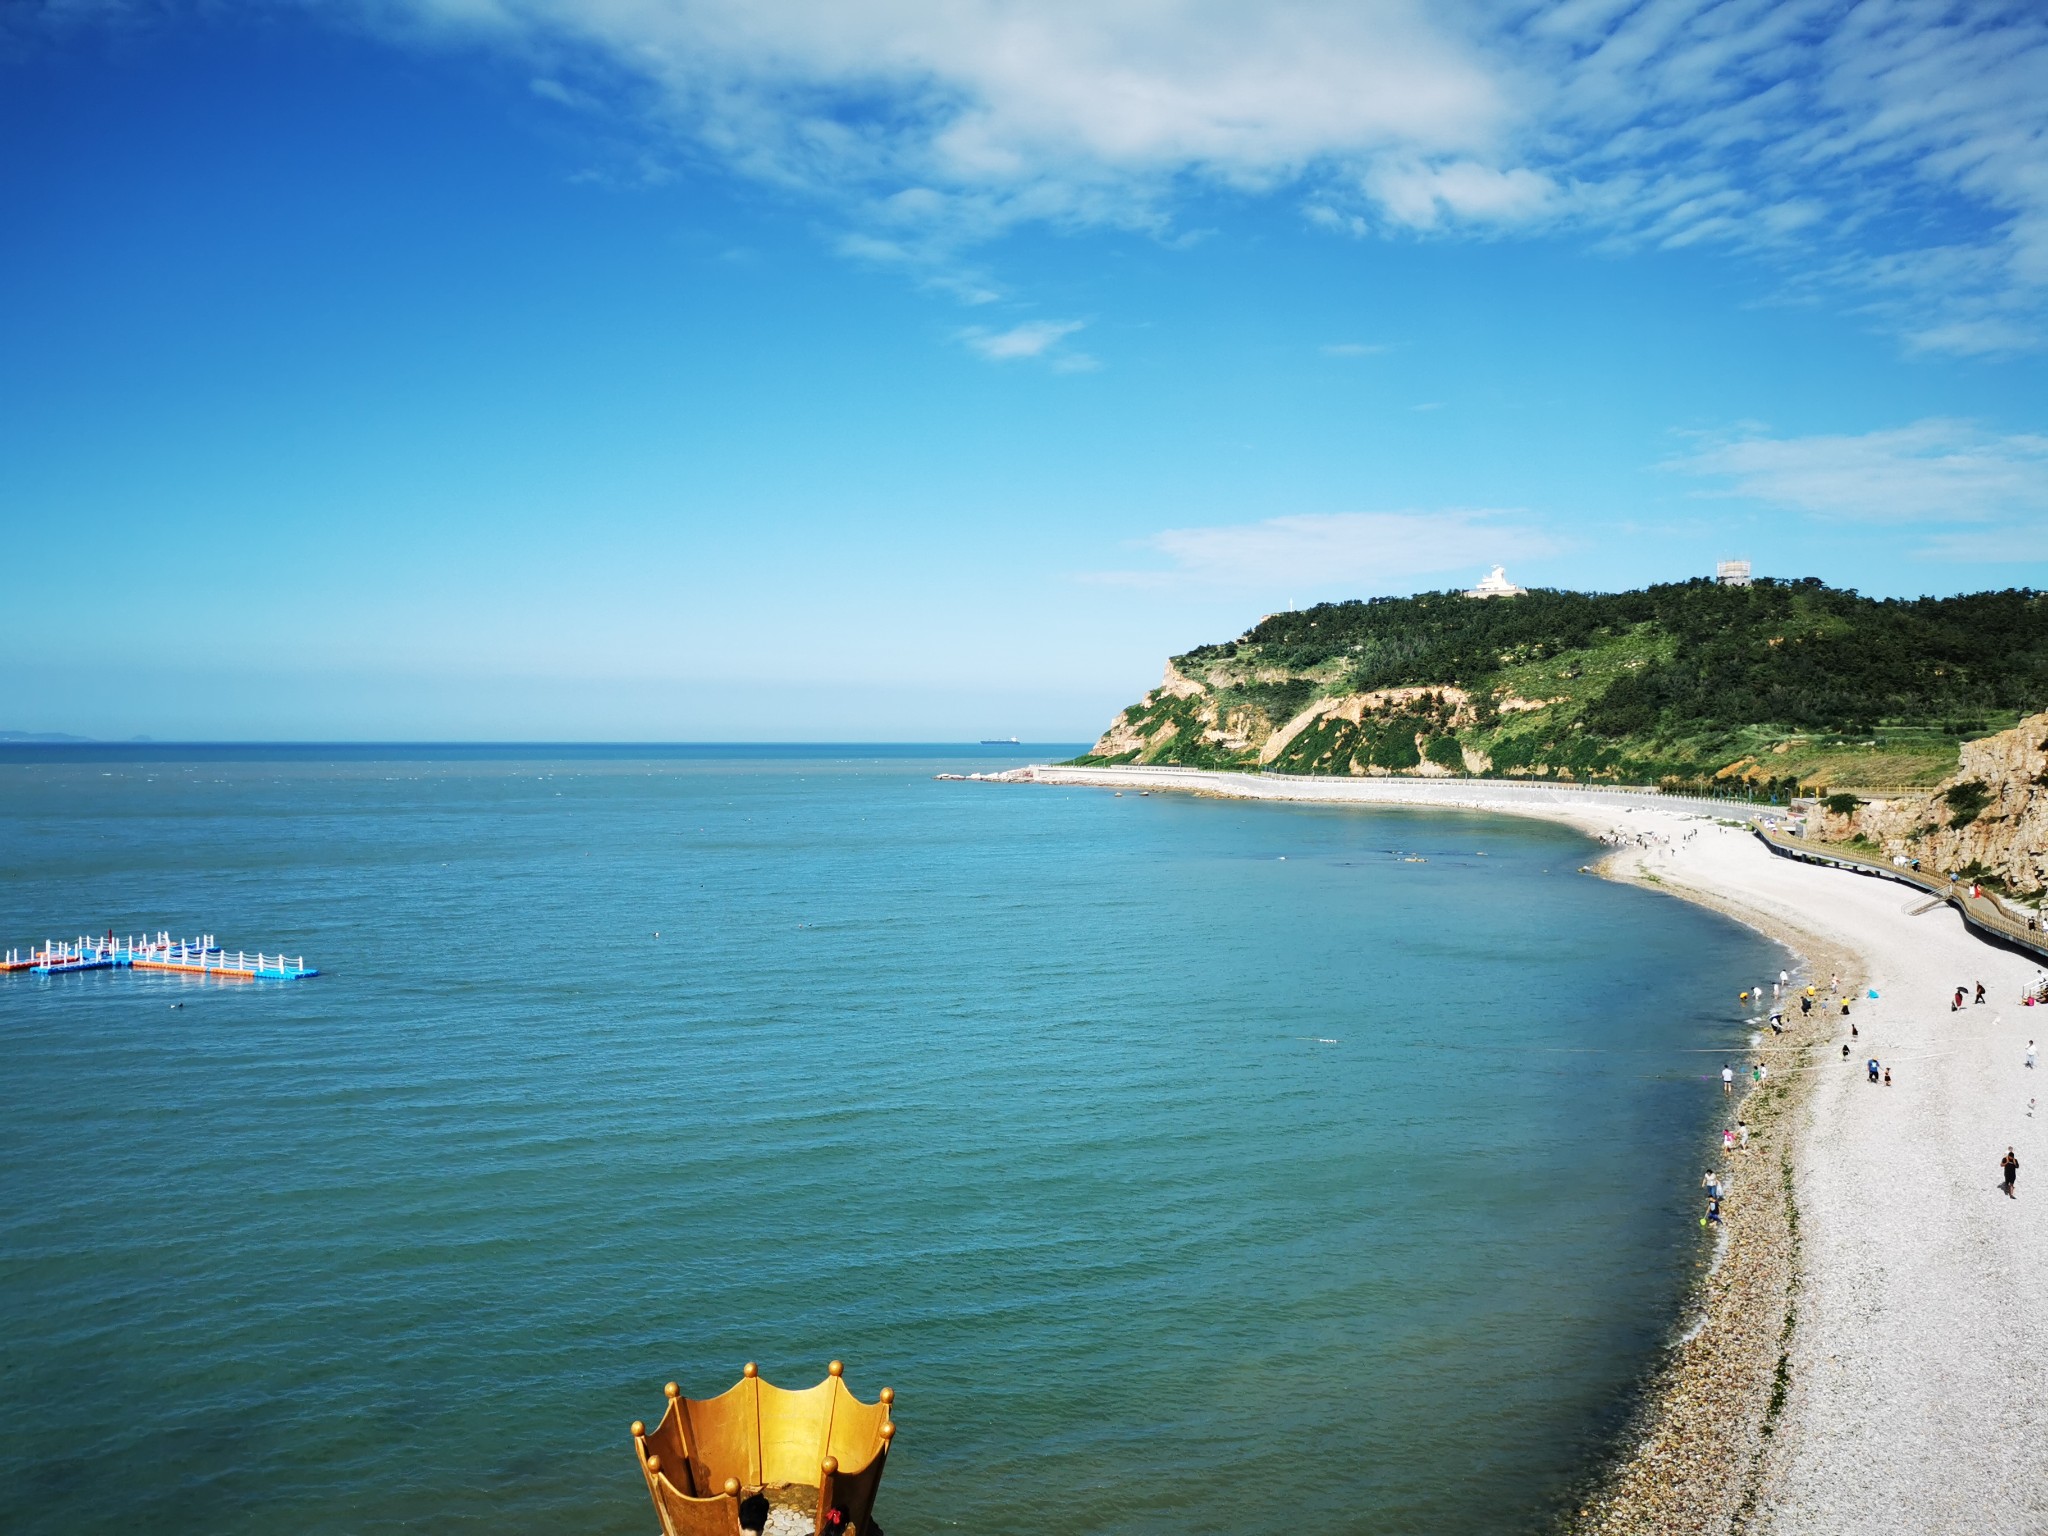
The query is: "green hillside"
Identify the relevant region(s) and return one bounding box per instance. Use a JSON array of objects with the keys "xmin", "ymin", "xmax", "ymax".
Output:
[{"xmin": 1077, "ymin": 580, "xmax": 2048, "ymax": 791}]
